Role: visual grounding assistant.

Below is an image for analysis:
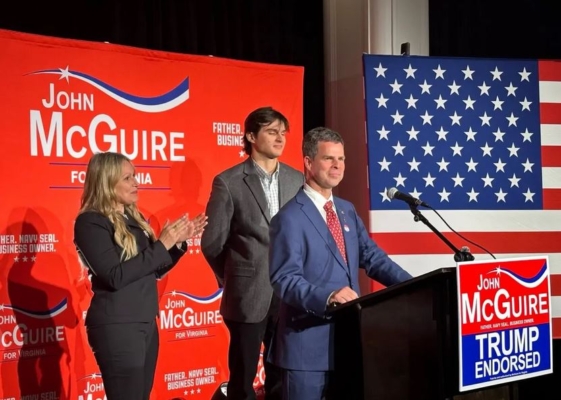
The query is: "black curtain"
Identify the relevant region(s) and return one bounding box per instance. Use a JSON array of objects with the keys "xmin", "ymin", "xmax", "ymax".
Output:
[
  {"xmin": 429, "ymin": 0, "xmax": 561, "ymax": 59},
  {"xmin": 0, "ymin": 0, "xmax": 325, "ymax": 132}
]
